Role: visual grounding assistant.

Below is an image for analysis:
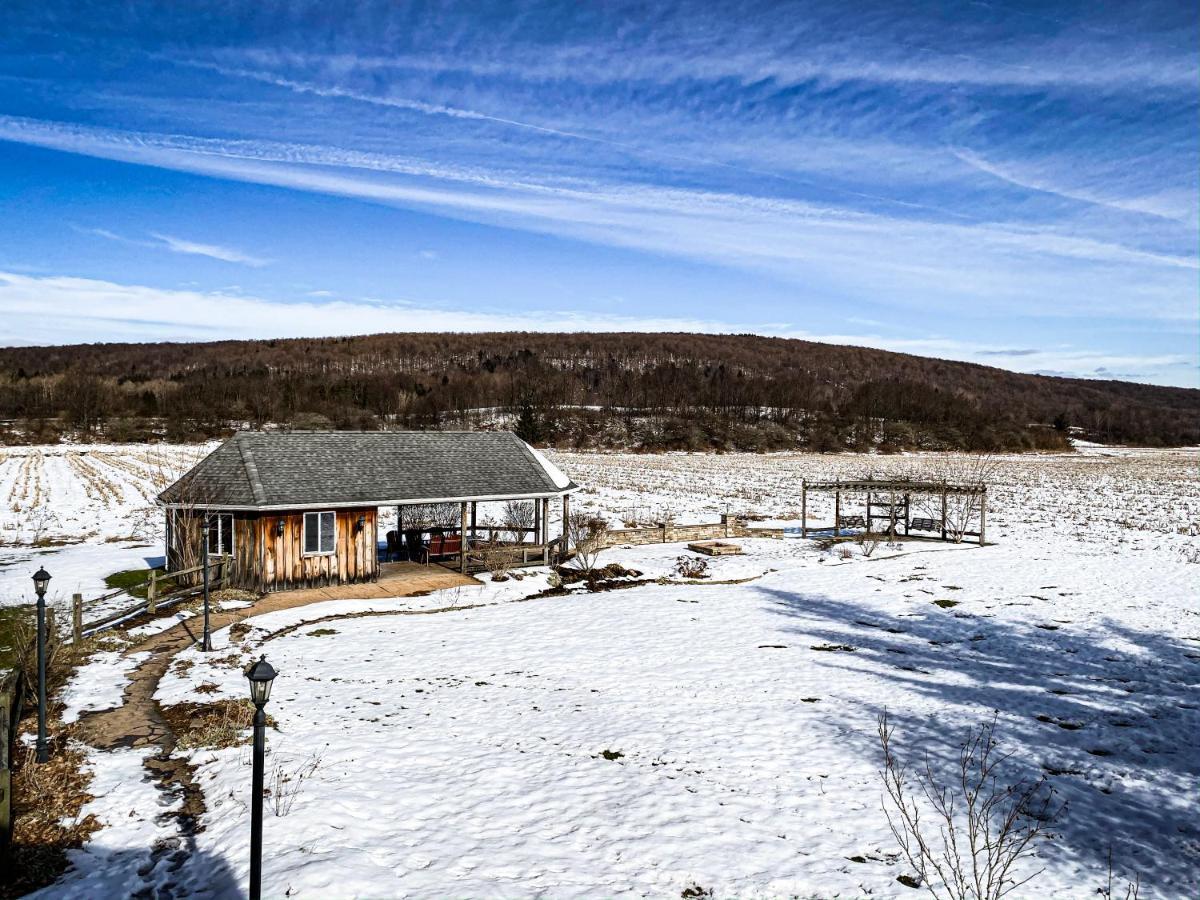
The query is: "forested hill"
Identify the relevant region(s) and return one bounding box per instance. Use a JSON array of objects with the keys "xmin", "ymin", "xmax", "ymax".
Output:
[{"xmin": 1, "ymin": 332, "xmax": 1196, "ymax": 451}]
